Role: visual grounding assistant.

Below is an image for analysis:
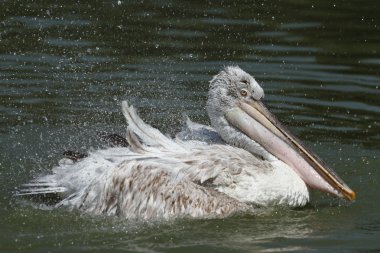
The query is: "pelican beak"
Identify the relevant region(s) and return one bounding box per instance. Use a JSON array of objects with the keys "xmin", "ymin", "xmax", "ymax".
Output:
[{"xmin": 225, "ymin": 99, "xmax": 356, "ymax": 201}]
